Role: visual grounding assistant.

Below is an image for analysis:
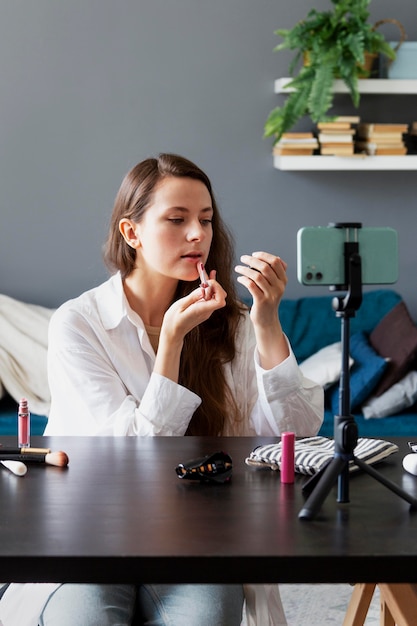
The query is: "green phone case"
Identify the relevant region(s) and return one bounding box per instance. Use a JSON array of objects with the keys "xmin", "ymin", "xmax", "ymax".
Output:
[{"xmin": 297, "ymin": 226, "xmax": 398, "ymax": 286}]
